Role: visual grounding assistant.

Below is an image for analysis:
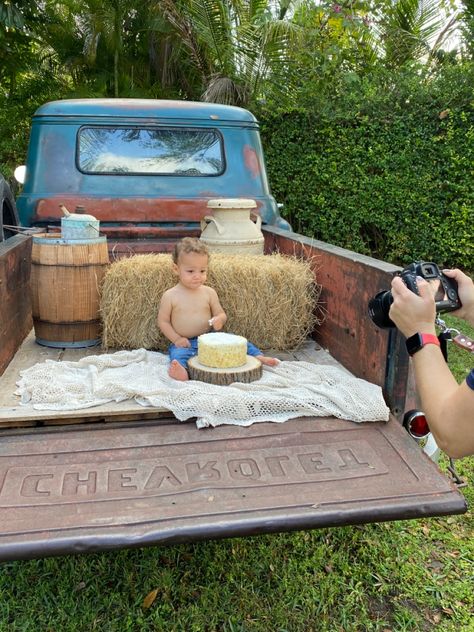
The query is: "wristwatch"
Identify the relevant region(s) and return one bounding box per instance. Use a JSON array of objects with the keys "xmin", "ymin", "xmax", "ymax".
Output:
[{"xmin": 405, "ymin": 333, "xmax": 440, "ymax": 356}]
